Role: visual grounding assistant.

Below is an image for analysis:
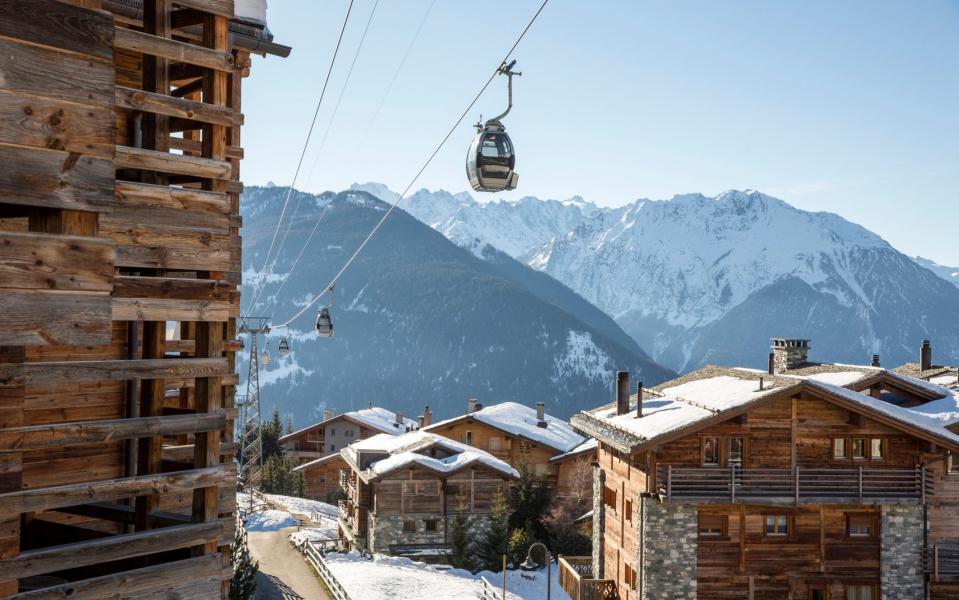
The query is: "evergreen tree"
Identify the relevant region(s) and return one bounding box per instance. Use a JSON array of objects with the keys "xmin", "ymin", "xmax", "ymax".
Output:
[
  {"xmin": 229, "ymin": 526, "xmax": 258, "ymax": 600},
  {"xmin": 506, "ymin": 465, "xmax": 553, "ymax": 543},
  {"xmin": 261, "ymin": 409, "xmax": 284, "ymax": 459},
  {"xmin": 476, "ymin": 487, "xmax": 510, "ymax": 571},
  {"xmin": 261, "ymin": 453, "xmax": 305, "ymax": 496},
  {"xmin": 447, "ymin": 510, "xmax": 475, "ymax": 572}
]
